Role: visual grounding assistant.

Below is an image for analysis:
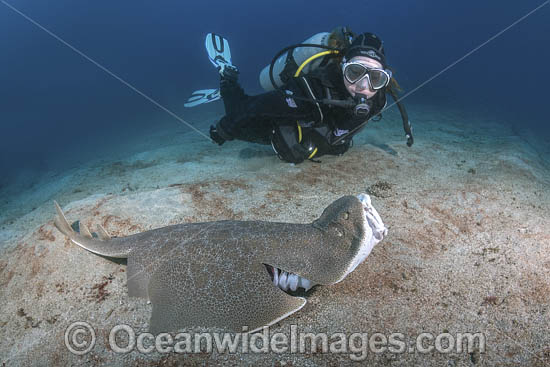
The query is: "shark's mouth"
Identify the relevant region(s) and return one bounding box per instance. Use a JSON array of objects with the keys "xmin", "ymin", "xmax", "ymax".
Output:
[
  {"xmin": 264, "ymin": 265, "xmax": 314, "ymax": 293},
  {"xmin": 340, "ymin": 193, "xmax": 387, "ymax": 279},
  {"xmin": 264, "ymin": 193, "xmax": 385, "ymax": 293}
]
